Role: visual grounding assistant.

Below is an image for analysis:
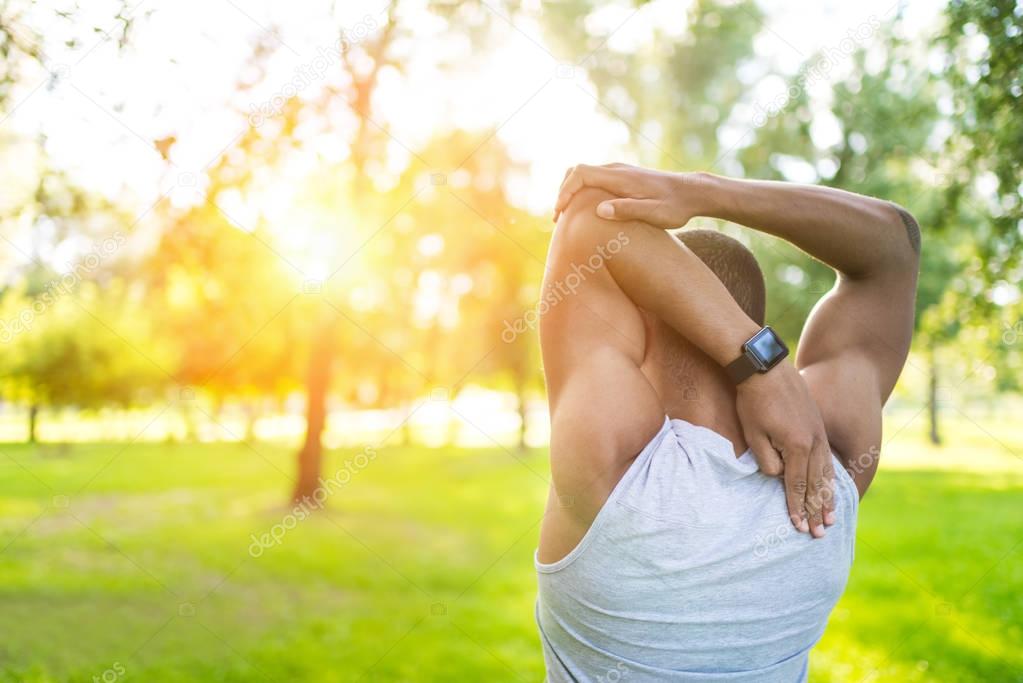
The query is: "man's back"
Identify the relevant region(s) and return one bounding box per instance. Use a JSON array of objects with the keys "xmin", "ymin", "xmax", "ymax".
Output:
[
  {"xmin": 536, "ymin": 418, "xmax": 858, "ymax": 683},
  {"xmin": 536, "ymin": 173, "xmax": 919, "ymax": 681}
]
